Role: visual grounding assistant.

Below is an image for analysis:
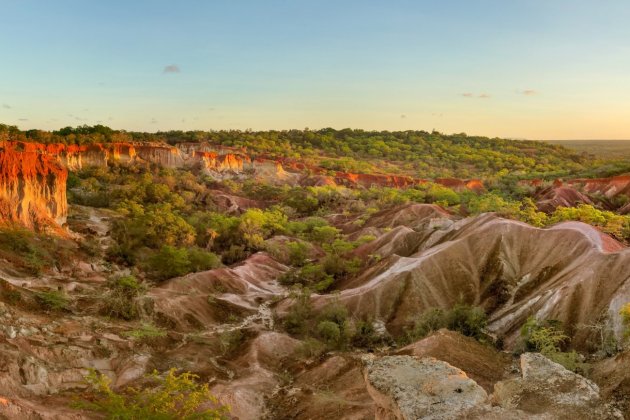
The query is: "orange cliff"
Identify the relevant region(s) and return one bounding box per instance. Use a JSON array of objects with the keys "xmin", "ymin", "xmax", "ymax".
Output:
[
  {"xmin": 0, "ymin": 144, "xmax": 67, "ymax": 230},
  {"xmin": 0, "ymin": 140, "xmax": 489, "ymax": 229}
]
